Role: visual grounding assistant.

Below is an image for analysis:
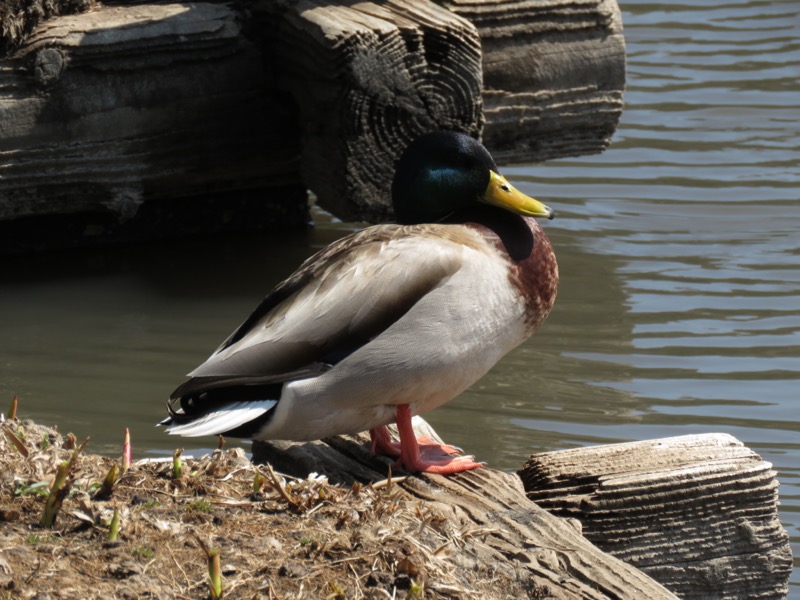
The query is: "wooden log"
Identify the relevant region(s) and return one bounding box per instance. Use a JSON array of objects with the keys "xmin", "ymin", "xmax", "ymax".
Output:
[
  {"xmin": 445, "ymin": 0, "xmax": 626, "ymax": 162},
  {"xmin": 253, "ymin": 424, "xmax": 677, "ymax": 599},
  {"xmin": 257, "ymin": 0, "xmax": 626, "ymax": 221},
  {"xmin": 0, "ymin": 0, "xmax": 627, "ymax": 248},
  {"xmin": 0, "ymin": 3, "xmax": 307, "ymax": 253},
  {"xmin": 255, "ymin": 0, "xmax": 484, "ymax": 222},
  {"xmin": 518, "ymin": 434, "xmax": 793, "ymax": 599}
]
